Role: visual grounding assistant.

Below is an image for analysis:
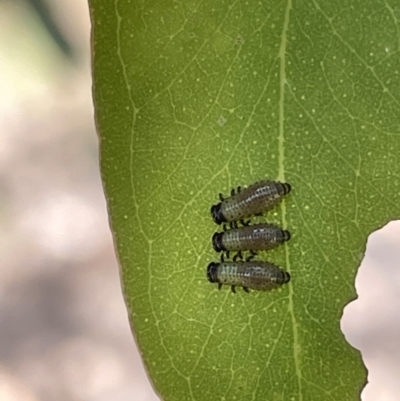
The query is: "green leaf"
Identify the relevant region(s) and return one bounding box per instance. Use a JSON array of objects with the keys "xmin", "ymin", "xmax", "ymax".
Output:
[{"xmin": 90, "ymin": 0, "xmax": 400, "ymax": 400}]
